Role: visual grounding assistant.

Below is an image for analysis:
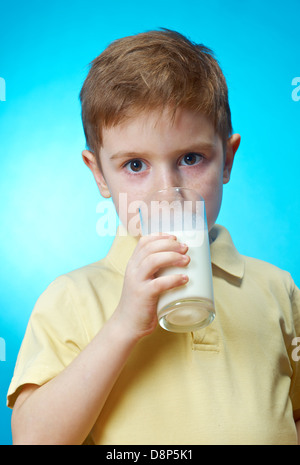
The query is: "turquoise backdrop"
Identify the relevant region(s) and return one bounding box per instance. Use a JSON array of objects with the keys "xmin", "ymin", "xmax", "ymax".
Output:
[{"xmin": 0, "ymin": 0, "xmax": 299, "ymax": 445}]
